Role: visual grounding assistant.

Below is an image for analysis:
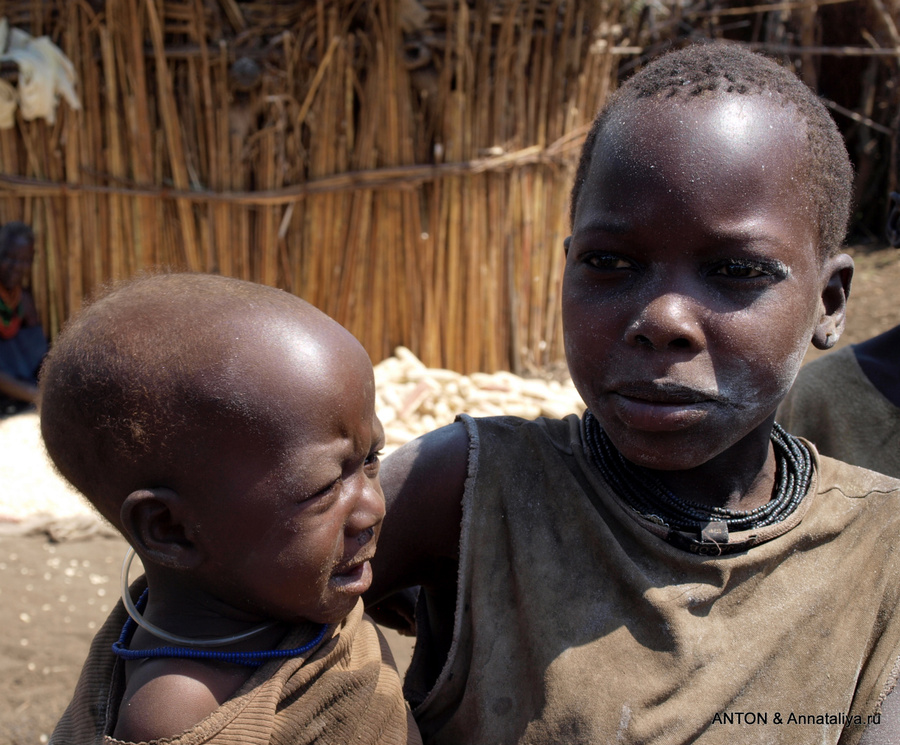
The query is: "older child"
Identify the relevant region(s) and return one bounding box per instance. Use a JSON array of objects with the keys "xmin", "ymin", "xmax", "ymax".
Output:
[
  {"xmin": 366, "ymin": 44, "xmax": 900, "ymax": 745},
  {"xmin": 41, "ymin": 274, "xmax": 420, "ymax": 744}
]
